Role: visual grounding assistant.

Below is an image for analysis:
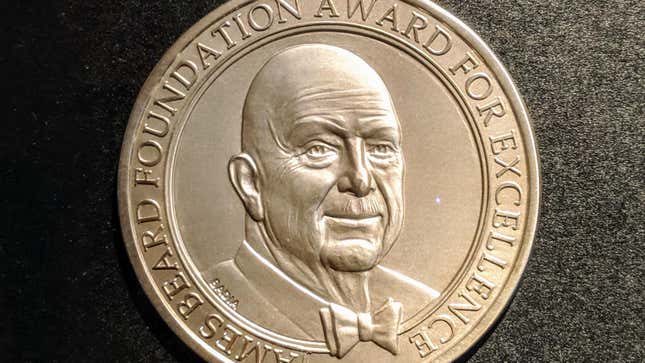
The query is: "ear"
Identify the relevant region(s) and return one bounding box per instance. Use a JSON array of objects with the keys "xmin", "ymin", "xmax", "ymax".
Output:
[{"xmin": 228, "ymin": 153, "xmax": 264, "ymax": 221}]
